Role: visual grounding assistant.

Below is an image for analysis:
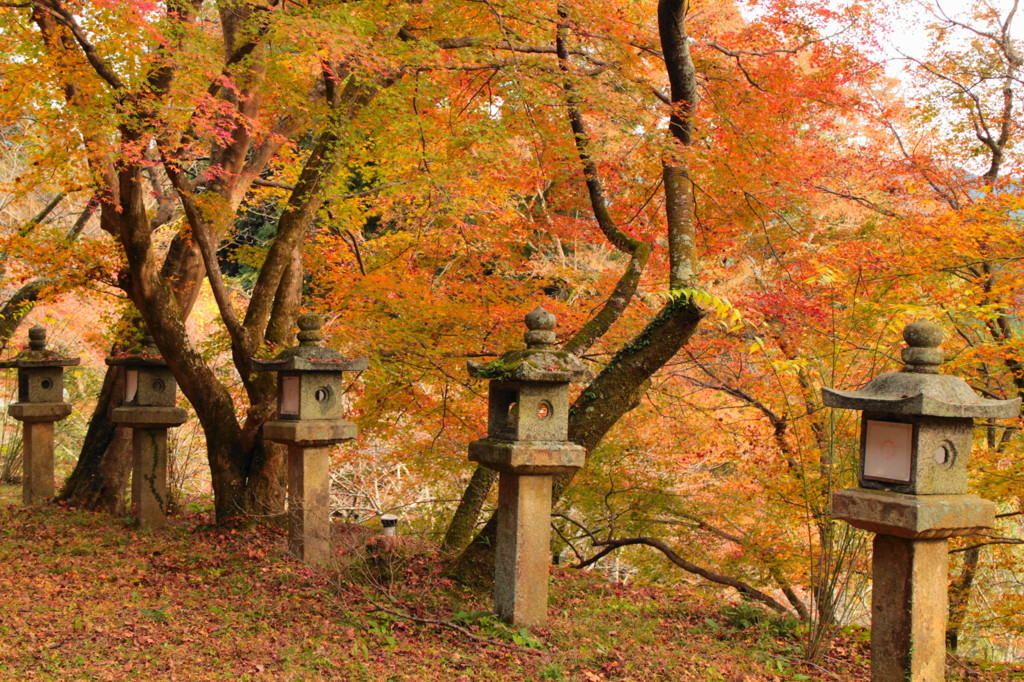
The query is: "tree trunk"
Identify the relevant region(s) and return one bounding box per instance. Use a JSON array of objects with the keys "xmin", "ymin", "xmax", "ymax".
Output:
[
  {"xmin": 57, "ymin": 365, "xmax": 132, "ymax": 512},
  {"xmin": 59, "ymin": 232, "xmax": 209, "ymax": 511},
  {"xmin": 442, "ymin": 465, "xmax": 498, "ymax": 553},
  {"xmin": 447, "ymin": 0, "xmax": 702, "ymax": 584},
  {"xmin": 947, "ymin": 545, "xmax": 981, "ymax": 652}
]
